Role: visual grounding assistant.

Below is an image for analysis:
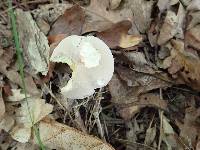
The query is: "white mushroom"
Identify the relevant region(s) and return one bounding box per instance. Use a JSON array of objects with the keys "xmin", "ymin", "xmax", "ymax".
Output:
[{"xmin": 50, "ymin": 35, "xmax": 114, "ymax": 99}]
